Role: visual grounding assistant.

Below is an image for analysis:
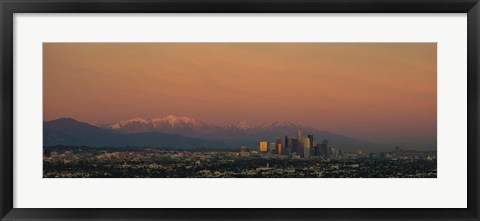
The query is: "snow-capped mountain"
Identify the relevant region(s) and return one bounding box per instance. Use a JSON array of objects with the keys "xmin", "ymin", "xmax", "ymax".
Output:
[
  {"xmin": 102, "ymin": 115, "xmax": 325, "ymax": 147},
  {"xmin": 103, "ymin": 115, "xmax": 315, "ymax": 135},
  {"xmin": 103, "ymin": 115, "xmax": 213, "ymax": 134},
  {"xmin": 44, "ymin": 118, "xmax": 226, "ymax": 148},
  {"xmin": 222, "ymin": 121, "xmax": 252, "ymax": 130},
  {"xmin": 110, "ymin": 117, "xmax": 148, "ymax": 129},
  {"xmin": 103, "ymin": 115, "xmax": 330, "ymax": 137},
  {"xmin": 257, "ymin": 121, "xmax": 308, "ymax": 132},
  {"xmin": 48, "ymin": 115, "xmax": 378, "ymax": 151},
  {"xmin": 150, "ymin": 115, "xmax": 205, "ymax": 128}
]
